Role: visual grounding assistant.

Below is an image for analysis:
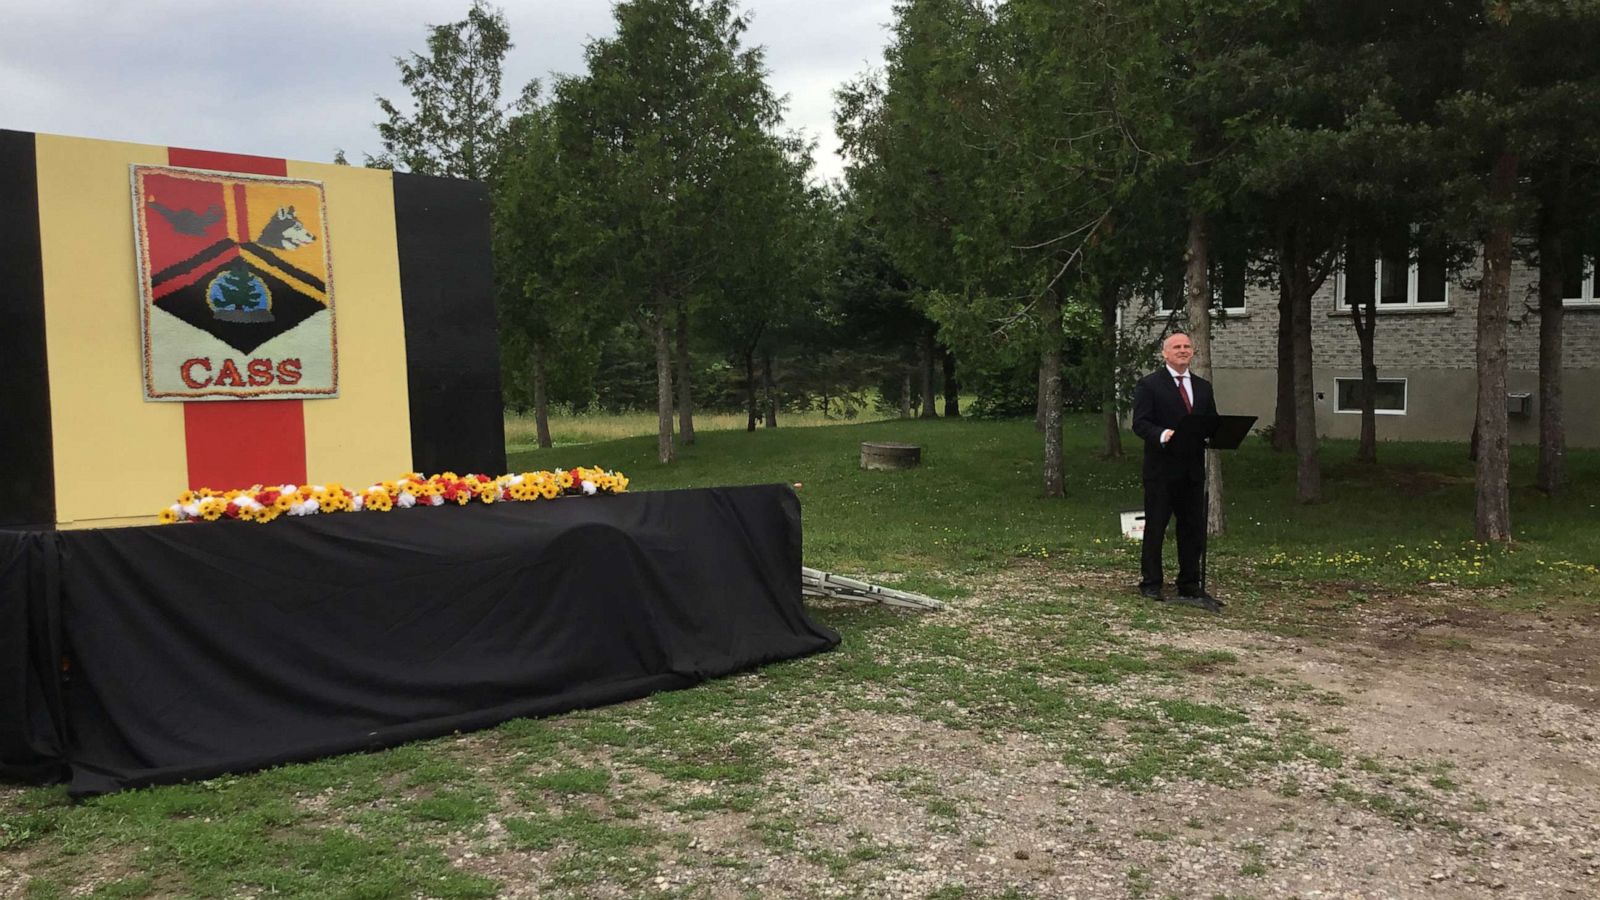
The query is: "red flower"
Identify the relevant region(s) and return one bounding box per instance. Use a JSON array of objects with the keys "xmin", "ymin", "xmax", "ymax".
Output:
[{"xmin": 224, "ymin": 502, "xmax": 242, "ymax": 519}]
